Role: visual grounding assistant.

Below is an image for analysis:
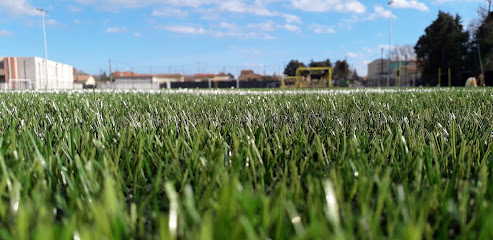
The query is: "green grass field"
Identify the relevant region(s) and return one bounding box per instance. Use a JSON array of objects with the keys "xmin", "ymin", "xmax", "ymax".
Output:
[{"xmin": 0, "ymin": 89, "xmax": 491, "ymax": 239}]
